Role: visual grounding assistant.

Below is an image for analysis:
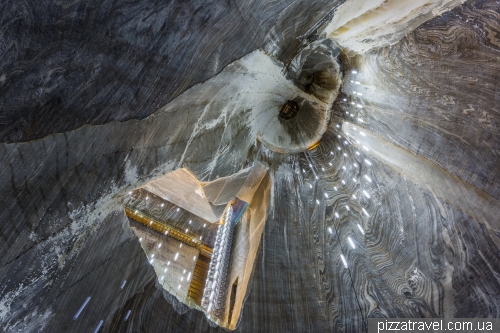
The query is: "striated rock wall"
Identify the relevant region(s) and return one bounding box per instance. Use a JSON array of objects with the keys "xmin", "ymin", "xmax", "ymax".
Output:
[
  {"xmin": 0, "ymin": 0, "xmax": 499, "ymax": 332},
  {"xmin": 323, "ymin": 0, "xmax": 467, "ymax": 54},
  {"xmin": 0, "ymin": 0, "xmax": 343, "ymax": 143},
  {"xmin": 341, "ymin": 0, "xmax": 500, "ymax": 200}
]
